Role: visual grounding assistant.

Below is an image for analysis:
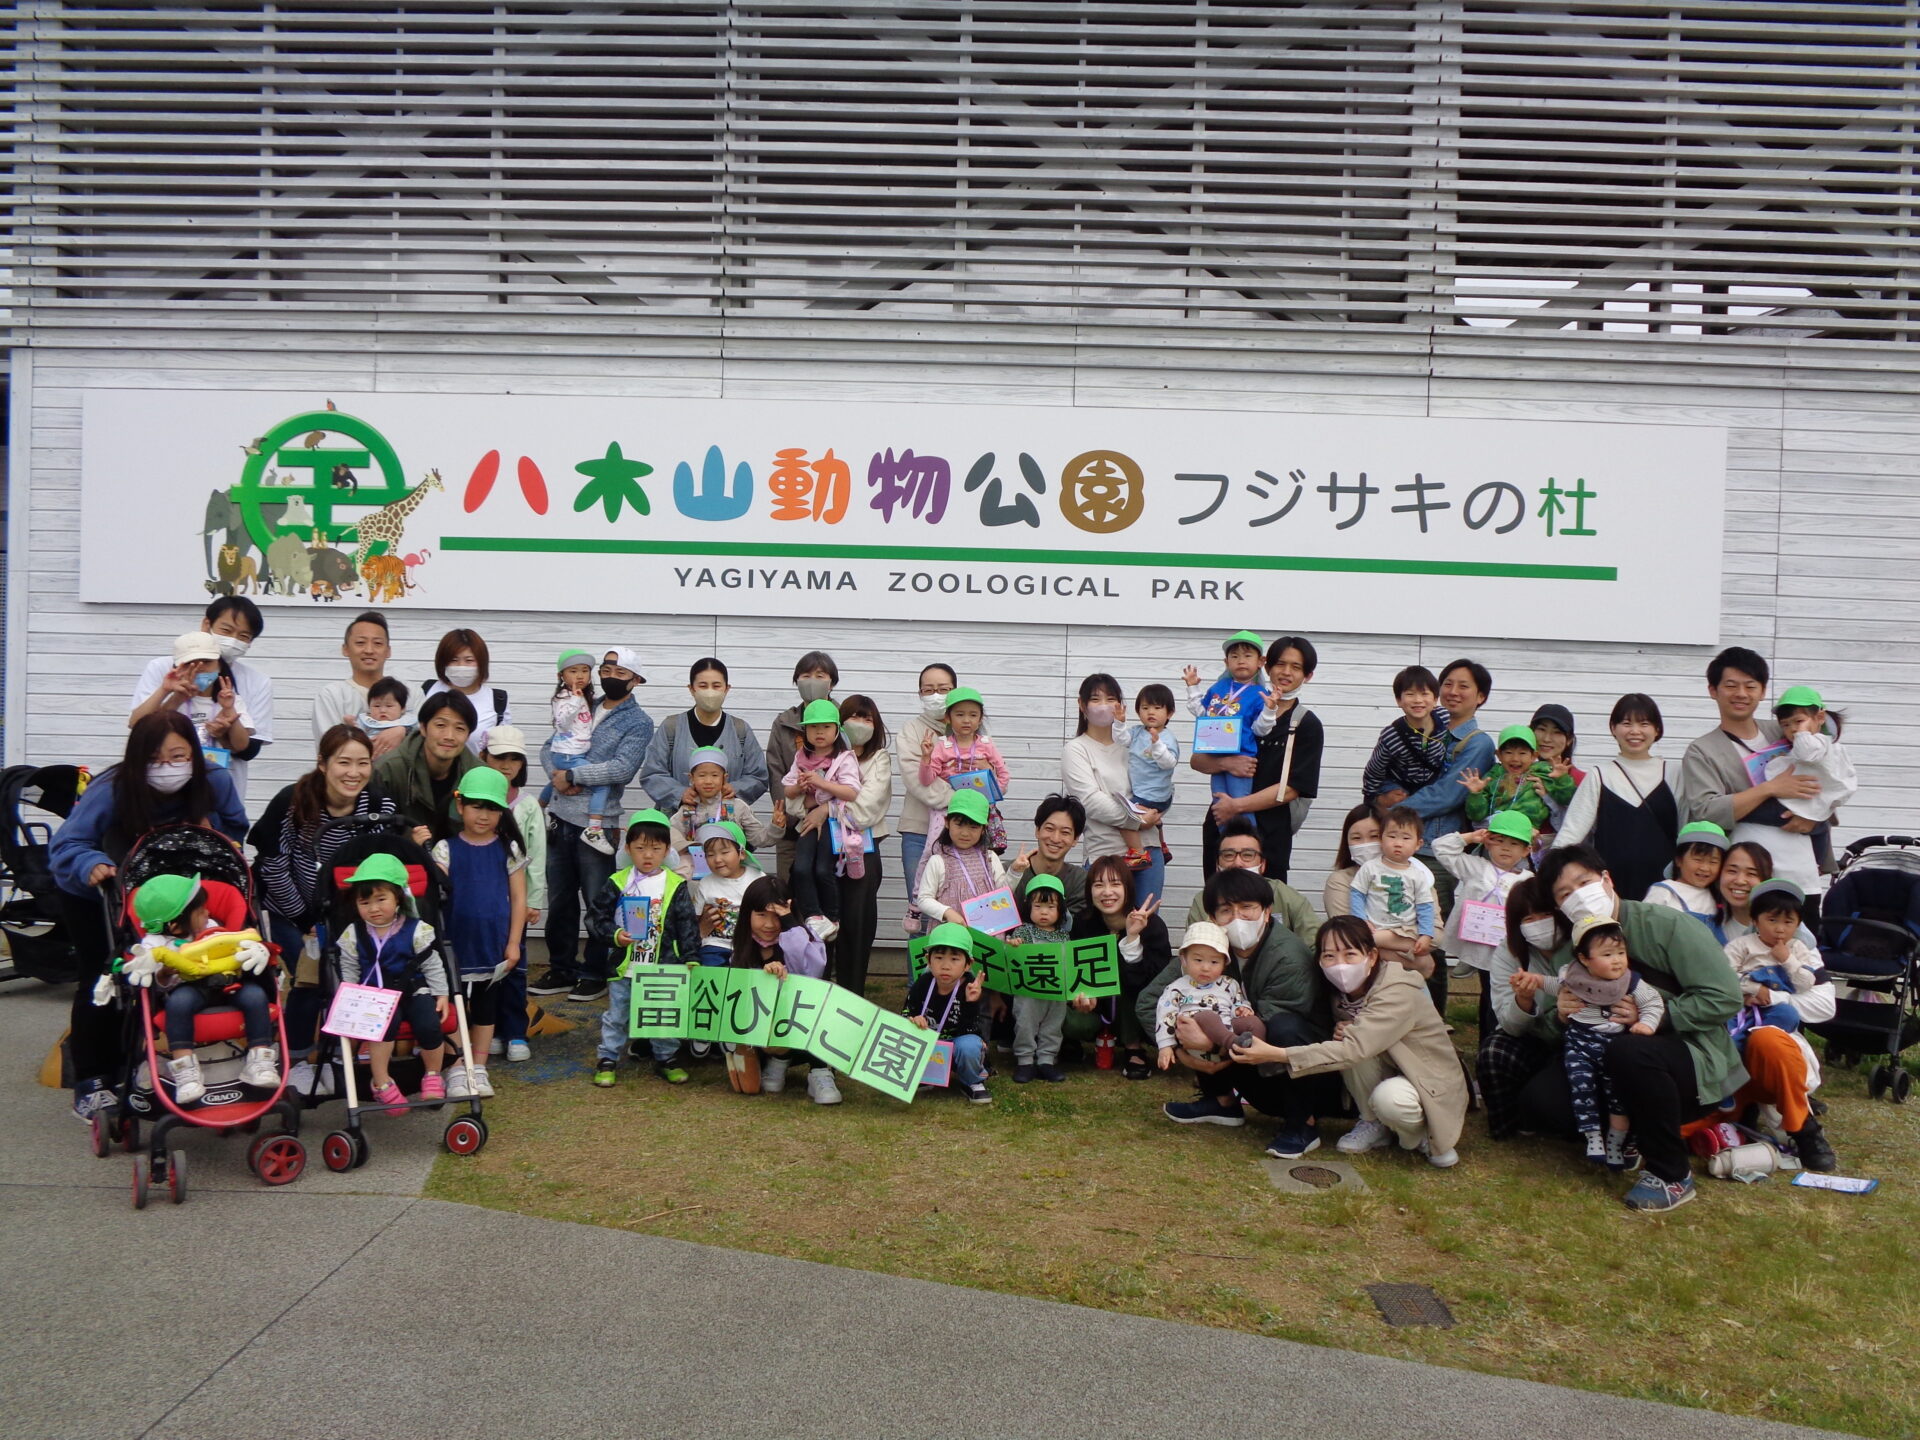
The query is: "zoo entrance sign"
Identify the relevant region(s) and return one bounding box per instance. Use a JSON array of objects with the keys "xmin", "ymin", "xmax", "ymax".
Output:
[{"xmin": 77, "ymin": 389, "xmax": 1726, "ymax": 644}]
